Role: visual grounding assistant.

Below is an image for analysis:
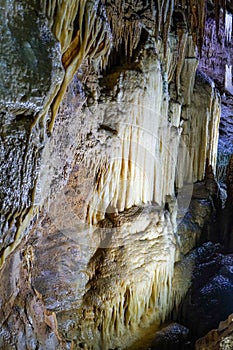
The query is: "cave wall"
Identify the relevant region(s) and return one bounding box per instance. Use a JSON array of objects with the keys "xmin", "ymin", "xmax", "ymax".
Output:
[
  {"xmin": 0, "ymin": 1, "xmax": 226, "ymax": 349},
  {"xmin": 0, "ymin": 0, "xmax": 64, "ymax": 261}
]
